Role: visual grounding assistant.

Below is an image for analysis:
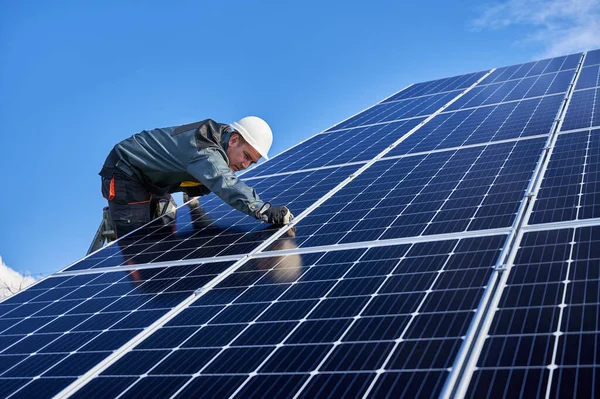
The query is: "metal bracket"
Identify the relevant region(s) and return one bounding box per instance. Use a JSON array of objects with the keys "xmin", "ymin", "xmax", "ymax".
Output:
[{"xmin": 494, "ymin": 263, "xmax": 508, "ymax": 271}]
